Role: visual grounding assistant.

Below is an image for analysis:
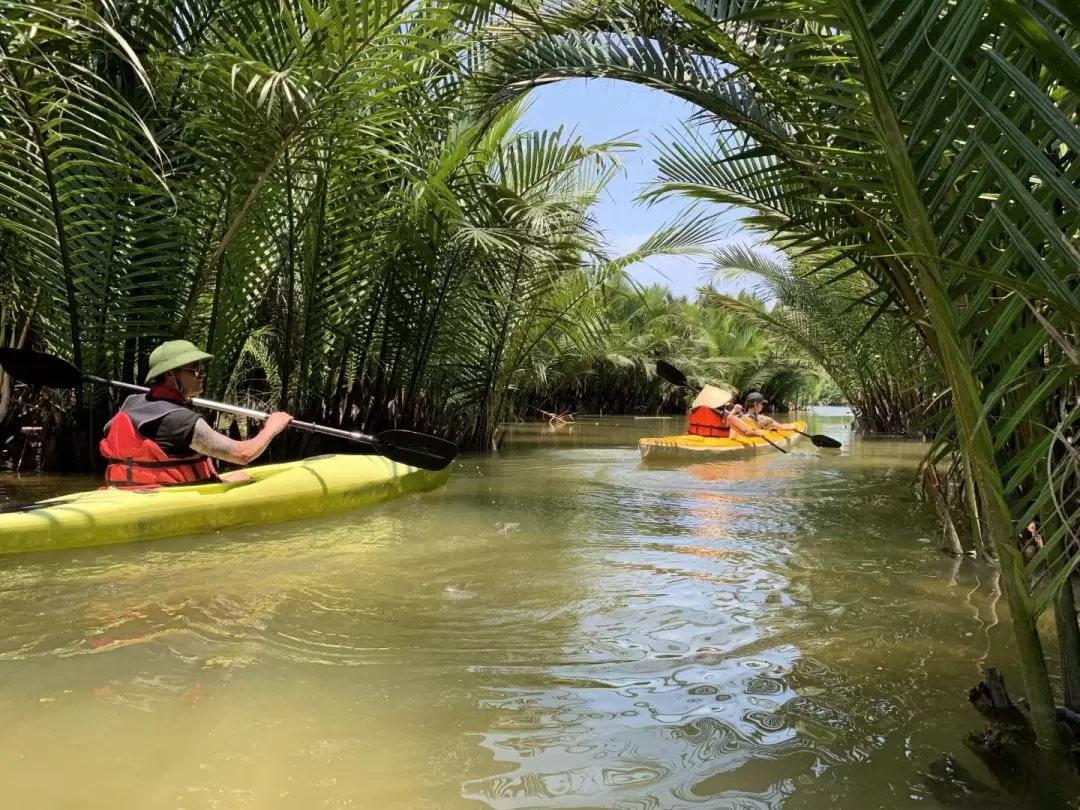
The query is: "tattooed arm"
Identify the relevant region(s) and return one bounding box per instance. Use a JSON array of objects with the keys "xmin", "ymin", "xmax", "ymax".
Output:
[{"xmin": 189, "ymin": 412, "xmax": 293, "ymax": 466}]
